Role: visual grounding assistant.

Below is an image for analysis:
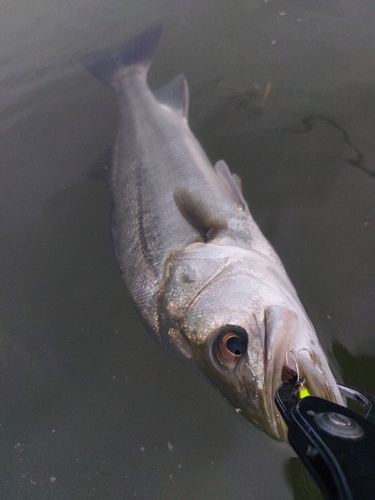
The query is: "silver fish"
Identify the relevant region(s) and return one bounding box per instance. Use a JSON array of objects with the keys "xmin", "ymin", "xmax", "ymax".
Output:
[{"xmin": 83, "ymin": 26, "xmax": 343, "ymax": 440}]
